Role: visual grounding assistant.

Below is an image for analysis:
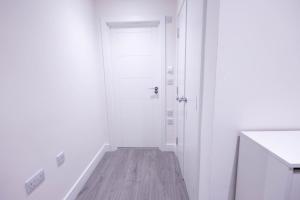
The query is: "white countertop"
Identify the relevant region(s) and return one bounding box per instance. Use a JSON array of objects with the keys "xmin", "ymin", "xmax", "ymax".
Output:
[{"xmin": 241, "ymin": 131, "xmax": 300, "ymax": 168}]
